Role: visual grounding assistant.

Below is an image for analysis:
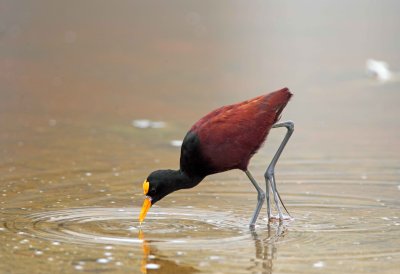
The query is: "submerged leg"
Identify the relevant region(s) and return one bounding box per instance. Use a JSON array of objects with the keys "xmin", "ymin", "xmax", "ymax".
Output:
[
  {"xmin": 264, "ymin": 120, "xmax": 294, "ymax": 221},
  {"xmin": 245, "ymin": 170, "xmax": 265, "ymax": 227}
]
